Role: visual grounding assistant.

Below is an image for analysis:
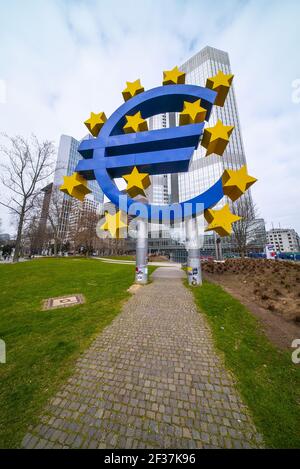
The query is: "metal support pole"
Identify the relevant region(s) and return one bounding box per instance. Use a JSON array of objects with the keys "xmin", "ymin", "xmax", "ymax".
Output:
[
  {"xmin": 215, "ymin": 233, "xmax": 223, "ymax": 261},
  {"xmin": 217, "ymin": 237, "xmax": 223, "ymax": 261},
  {"xmin": 185, "ymin": 217, "xmax": 202, "ymax": 286},
  {"xmin": 135, "ymin": 218, "xmax": 148, "ymax": 284}
]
